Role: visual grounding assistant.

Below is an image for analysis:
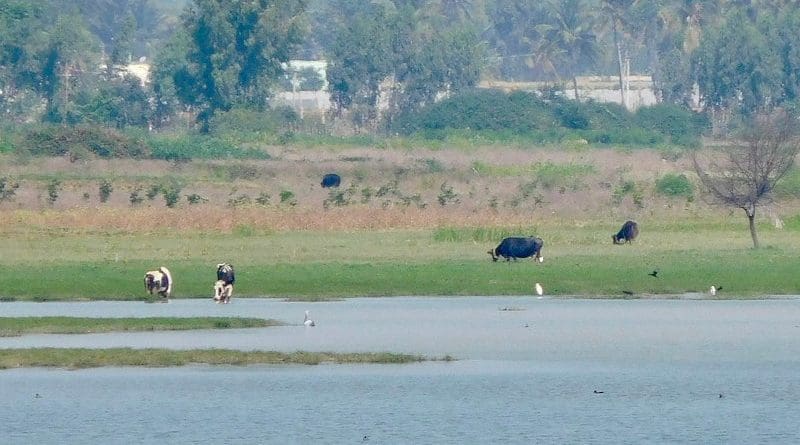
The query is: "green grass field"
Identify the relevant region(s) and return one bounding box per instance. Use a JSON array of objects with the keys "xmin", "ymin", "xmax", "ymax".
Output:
[
  {"xmin": 0, "ymin": 348, "xmax": 434, "ymax": 369},
  {"xmin": 0, "ymin": 317, "xmax": 281, "ymax": 337},
  {"xmin": 1, "ymin": 217, "xmax": 798, "ymax": 300}
]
